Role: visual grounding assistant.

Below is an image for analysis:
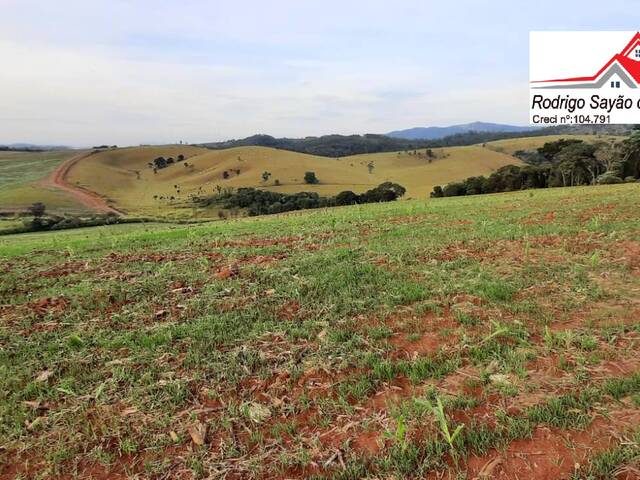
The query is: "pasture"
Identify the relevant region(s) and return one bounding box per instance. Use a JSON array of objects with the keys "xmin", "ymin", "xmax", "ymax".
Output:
[
  {"xmin": 1, "ymin": 183, "xmax": 639, "ymax": 479},
  {"xmin": 0, "ymin": 150, "xmax": 90, "ymax": 215}
]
